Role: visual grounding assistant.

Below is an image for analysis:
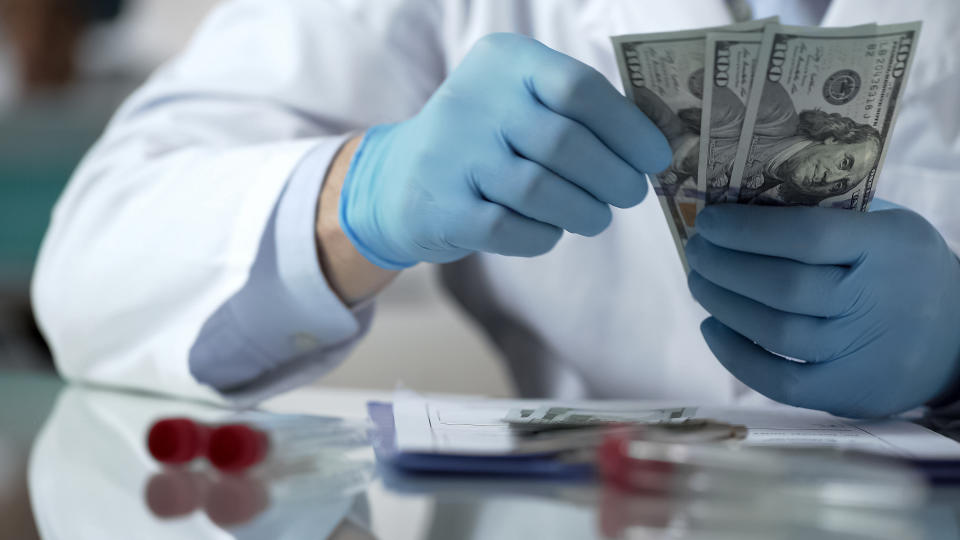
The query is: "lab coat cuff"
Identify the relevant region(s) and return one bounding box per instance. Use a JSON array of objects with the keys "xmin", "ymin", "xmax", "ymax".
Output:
[
  {"xmin": 273, "ymin": 134, "xmax": 364, "ymax": 343},
  {"xmin": 216, "ymin": 307, "xmax": 374, "ymax": 407},
  {"xmin": 190, "ymin": 135, "xmax": 369, "ymax": 394},
  {"xmin": 268, "ymin": 134, "xmax": 370, "ymax": 346}
]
